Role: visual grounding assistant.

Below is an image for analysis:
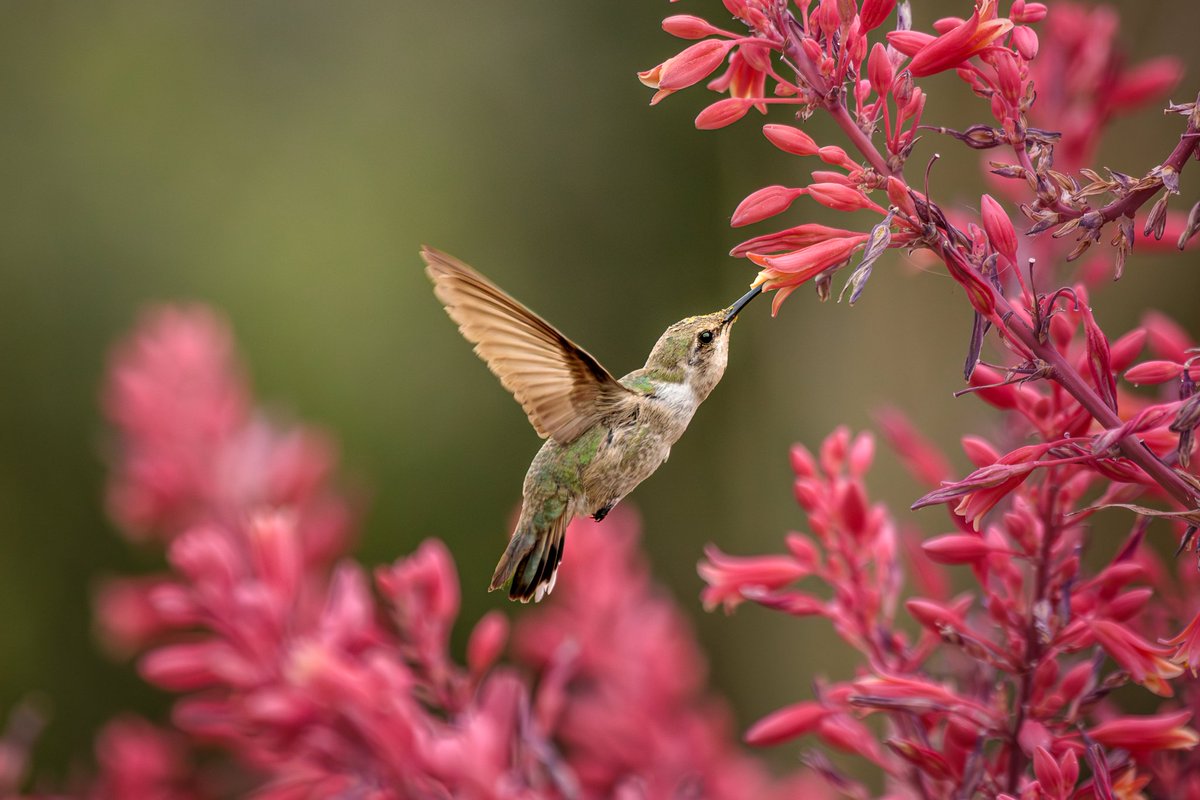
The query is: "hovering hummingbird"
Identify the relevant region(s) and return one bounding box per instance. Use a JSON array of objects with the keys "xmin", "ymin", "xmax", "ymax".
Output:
[{"xmin": 421, "ymin": 246, "xmax": 762, "ymax": 602}]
